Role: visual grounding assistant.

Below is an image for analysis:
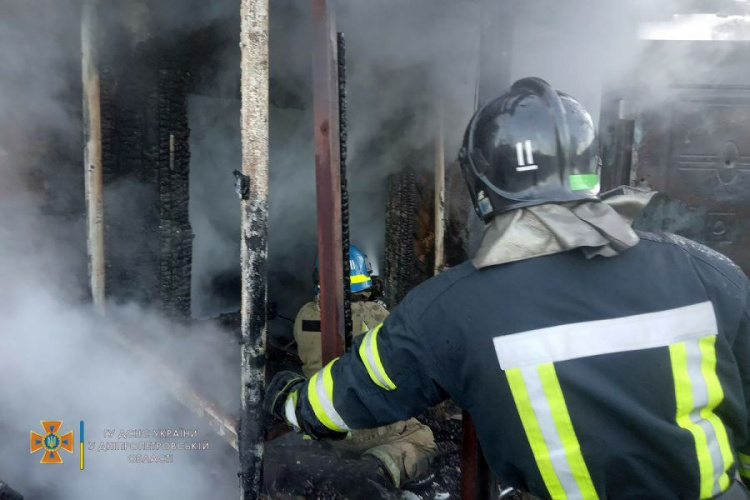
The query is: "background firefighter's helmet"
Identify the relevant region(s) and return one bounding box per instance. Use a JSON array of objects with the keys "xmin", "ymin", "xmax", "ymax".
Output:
[
  {"xmin": 313, "ymin": 244, "xmax": 373, "ymax": 295},
  {"xmin": 459, "ymin": 77, "xmax": 601, "ymax": 221}
]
